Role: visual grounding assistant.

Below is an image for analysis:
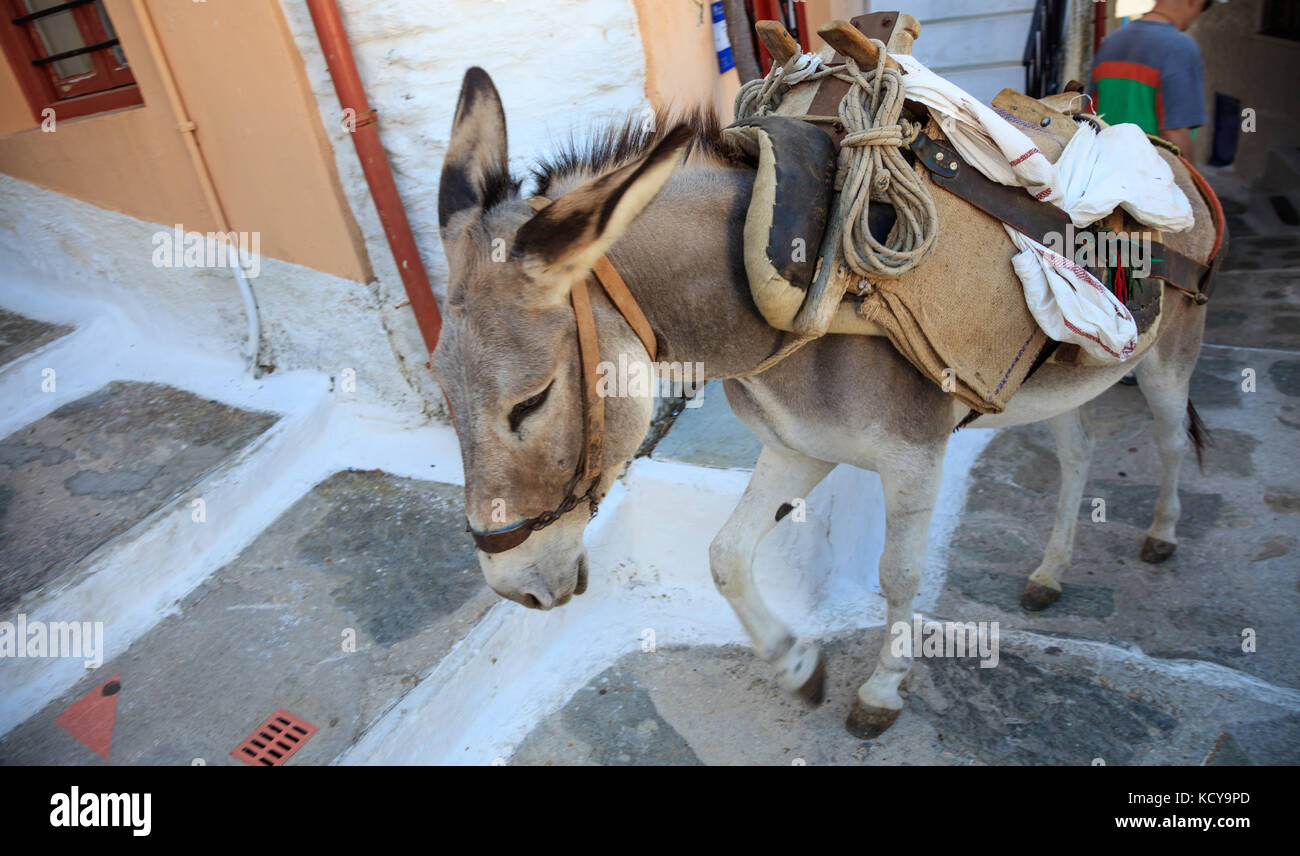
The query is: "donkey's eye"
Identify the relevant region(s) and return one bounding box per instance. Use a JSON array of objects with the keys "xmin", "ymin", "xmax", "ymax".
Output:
[{"xmin": 508, "ymin": 383, "xmax": 551, "ymax": 433}]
